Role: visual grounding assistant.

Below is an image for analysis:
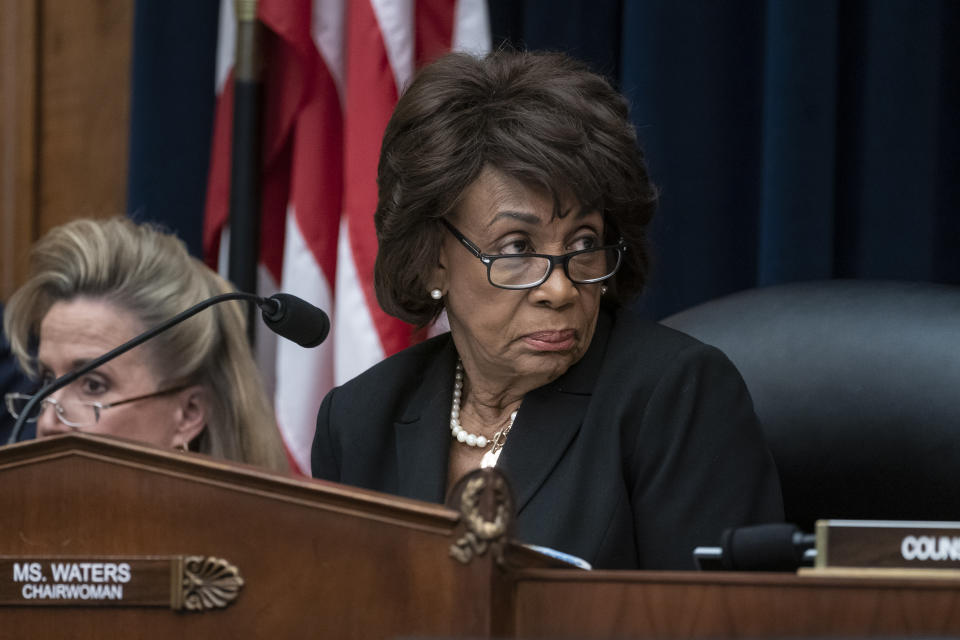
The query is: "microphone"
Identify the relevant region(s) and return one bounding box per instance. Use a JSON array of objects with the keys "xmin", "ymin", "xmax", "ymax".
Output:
[
  {"xmin": 6, "ymin": 291, "xmax": 329, "ymax": 445},
  {"xmin": 259, "ymin": 293, "xmax": 330, "ymax": 348},
  {"xmin": 693, "ymin": 523, "xmax": 816, "ymax": 571}
]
